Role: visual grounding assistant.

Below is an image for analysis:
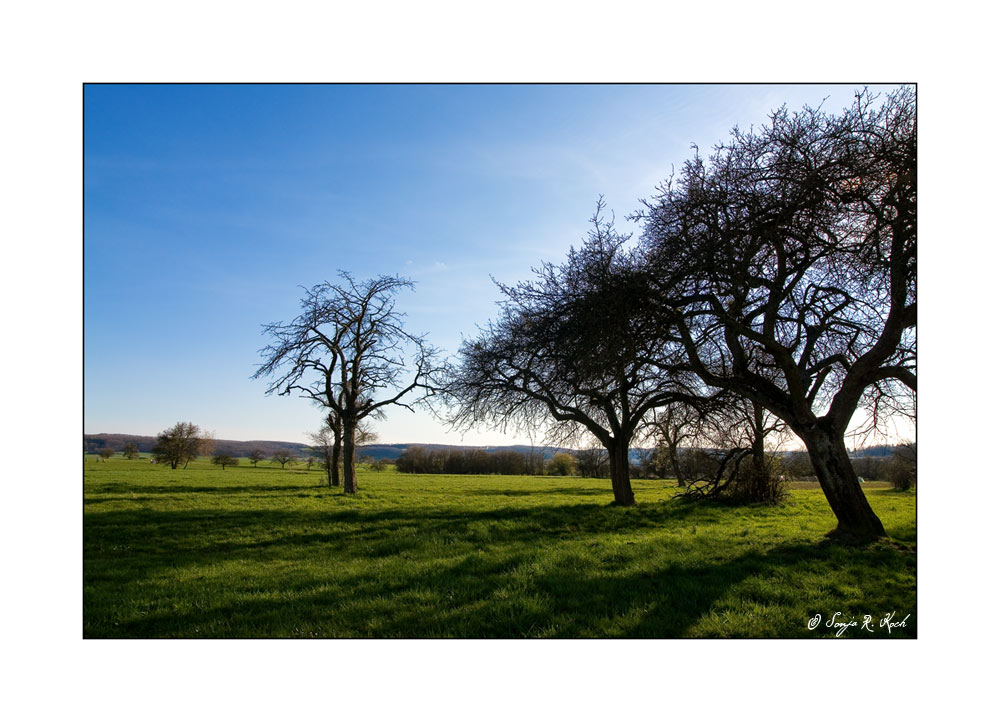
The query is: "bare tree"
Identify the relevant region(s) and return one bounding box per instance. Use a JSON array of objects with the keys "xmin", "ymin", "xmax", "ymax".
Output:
[
  {"xmin": 248, "ymin": 449, "xmax": 264, "ymax": 467},
  {"xmin": 151, "ymin": 422, "xmax": 207, "ymax": 470},
  {"xmin": 271, "ymin": 451, "xmax": 295, "ymax": 470},
  {"xmin": 255, "ymin": 273, "xmax": 438, "ymax": 494},
  {"xmin": 444, "ymin": 203, "xmax": 711, "ymax": 506},
  {"xmin": 98, "ymin": 447, "xmax": 115, "ymax": 462},
  {"xmin": 636, "ymin": 88, "xmax": 915, "ymax": 538},
  {"xmin": 645, "ymin": 402, "xmax": 708, "ymax": 487},
  {"xmin": 678, "ymin": 396, "xmax": 789, "ymax": 505},
  {"xmin": 310, "ymin": 424, "xmax": 339, "ymax": 487}
]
